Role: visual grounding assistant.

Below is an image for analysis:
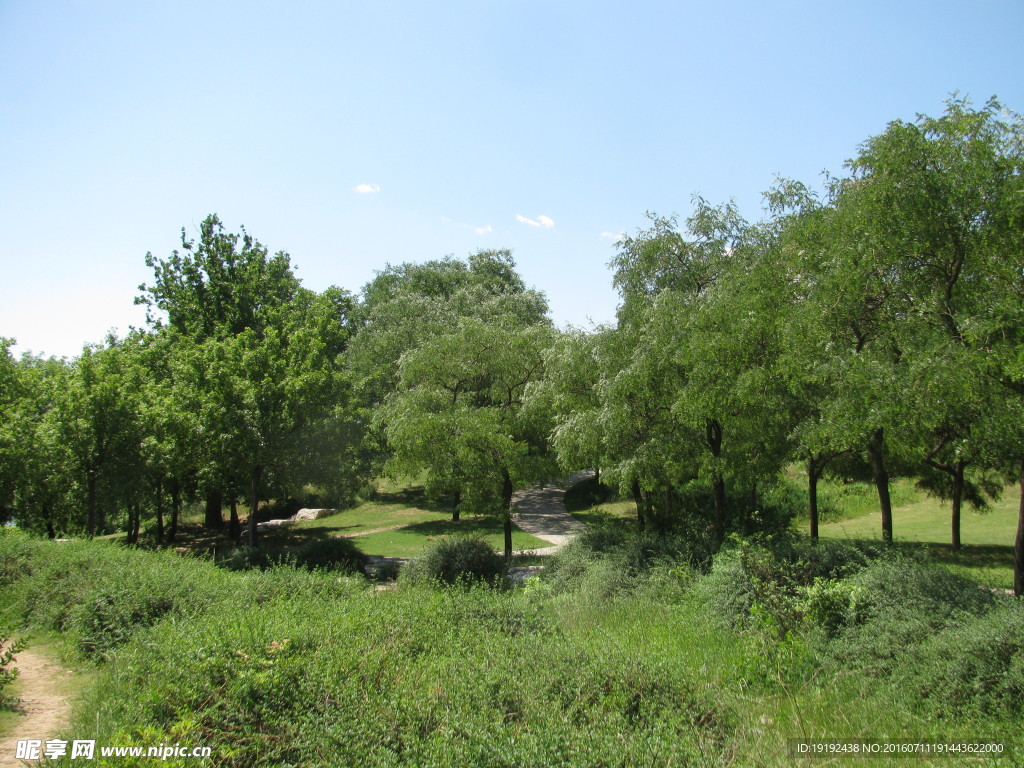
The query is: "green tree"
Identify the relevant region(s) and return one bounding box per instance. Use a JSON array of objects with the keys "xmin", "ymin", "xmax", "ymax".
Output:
[
  {"xmin": 350, "ymin": 250, "xmax": 549, "ymax": 517},
  {"xmin": 380, "ymin": 318, "xmax": 555, "ymax": 560},
  {"xmin": 139, "ymin": 216, "xmax": 360, "ymax": 543}
]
